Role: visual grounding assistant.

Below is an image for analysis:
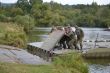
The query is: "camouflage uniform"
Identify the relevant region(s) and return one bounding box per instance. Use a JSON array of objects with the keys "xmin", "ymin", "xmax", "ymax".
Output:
[
  {"xmin": 50, "ymin": 26, "xmax": 57, "ymax": 33},
  {"xmin": 75, "ymin": 27, "xmax": 84, "ymax": 50},
  {"xmin": 66, "ymin": 28, "xmax": 79, "ymax": 50}
]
